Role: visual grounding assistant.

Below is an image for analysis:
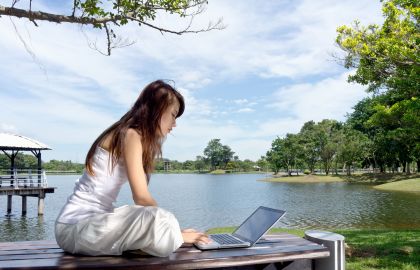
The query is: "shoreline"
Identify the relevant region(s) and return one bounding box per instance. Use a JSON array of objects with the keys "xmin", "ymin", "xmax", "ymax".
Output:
[
  {"xmin": 259, "ymin": 174, "xmax": 420, "ymax": 192},
  {"xmin": 259, "ymin": 174, "xmax": 344, "ymax": 183}
]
